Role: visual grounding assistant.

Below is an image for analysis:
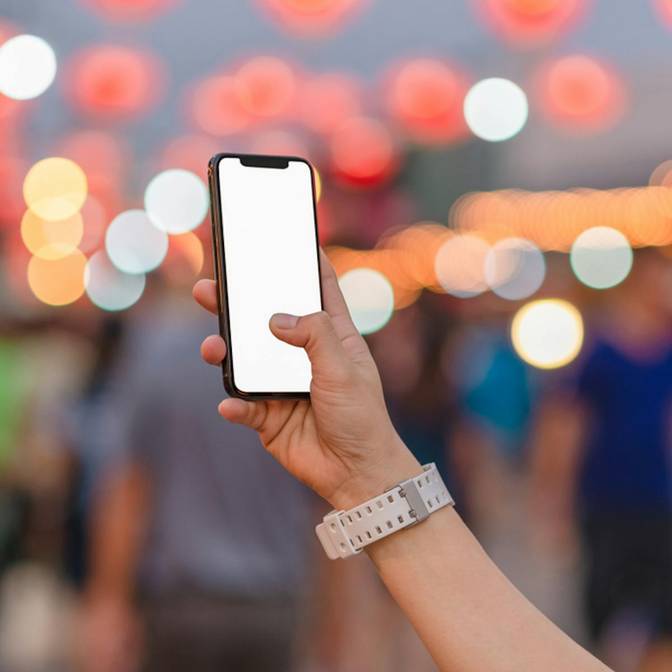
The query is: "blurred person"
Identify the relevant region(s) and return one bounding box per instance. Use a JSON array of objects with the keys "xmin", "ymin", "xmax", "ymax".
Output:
[
  {"xmin": 531, "ymin": 250, "xmax": 672, "ymax": 672},
  {"xmin": 191, "ymin": 253, "xmax": 611, "ymax": 672},
  {"xmin": 356, "ymin": 300, "xmax": 460, "ymax": 671},
  {"xmin": 78, "ymin": 284, "xmax": 316, "ymax": 672},
  {"xmin": 369, "ymin": 299, "xmax": 461, "ymax": 502}
]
